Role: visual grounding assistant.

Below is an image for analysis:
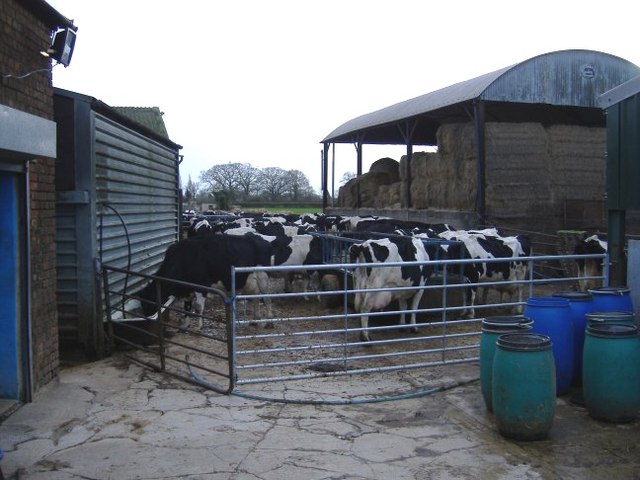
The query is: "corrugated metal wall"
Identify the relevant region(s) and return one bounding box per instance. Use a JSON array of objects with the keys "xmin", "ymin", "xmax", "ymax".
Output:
[
  {"xmin": 55, "ymin": 90, "xmax": 180, "ymax": 357},
  {"xmin": 95, "ymin": 112, "xmax": 179, "ymax": 303}
]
